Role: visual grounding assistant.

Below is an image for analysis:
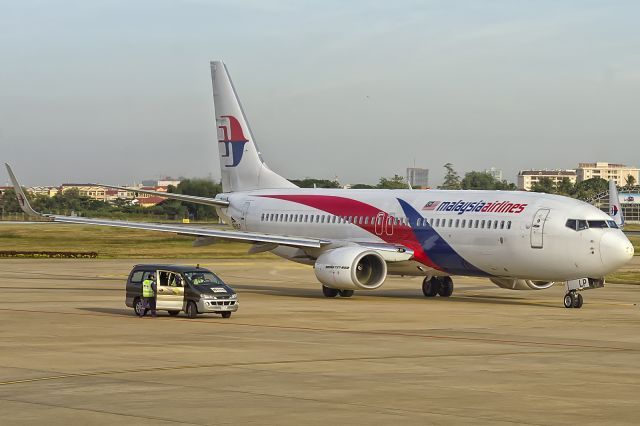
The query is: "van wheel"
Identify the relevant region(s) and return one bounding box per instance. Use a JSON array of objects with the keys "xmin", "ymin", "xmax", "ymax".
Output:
[
  {"xmin": 168, "ymin": 310, "xmax": 180, "ymax": 316},
  {"xmin": 221, "ymin": 312, "xmax": 231, "ymax": 318},
  {"xmin": 133, "ymin": 298, "xmax": 145, "ymax": 316},
  {"xmin": 186, "ymin": 301, "xmax": 198, "ymax": 319}
]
